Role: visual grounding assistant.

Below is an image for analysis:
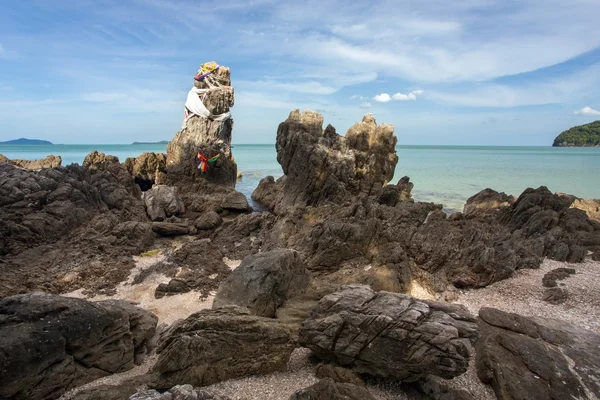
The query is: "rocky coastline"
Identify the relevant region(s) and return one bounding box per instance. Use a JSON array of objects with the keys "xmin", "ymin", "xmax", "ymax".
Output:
[{"xmin": 1, "ymin": 63, "xmax": 600, "ymax": 400}]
